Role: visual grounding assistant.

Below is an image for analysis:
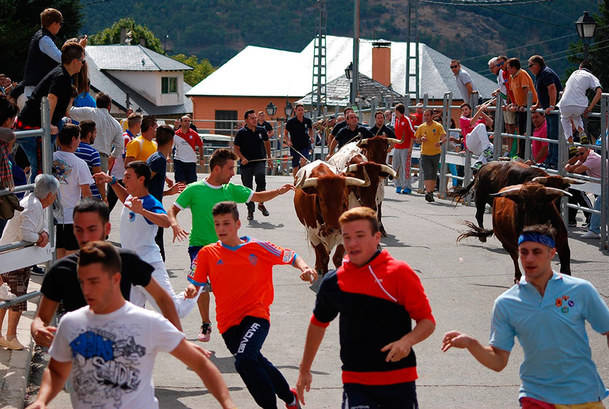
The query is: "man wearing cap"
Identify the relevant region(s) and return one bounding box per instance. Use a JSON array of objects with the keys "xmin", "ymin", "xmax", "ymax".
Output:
[{"xmin": 442, "ymin": 224, "xmax": 609, "ymax": 409}]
